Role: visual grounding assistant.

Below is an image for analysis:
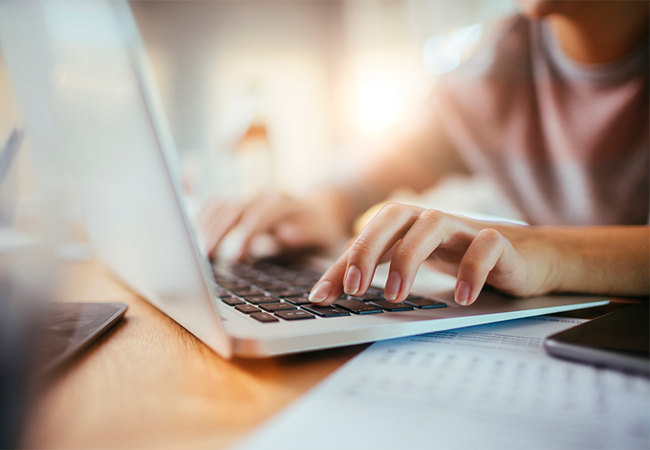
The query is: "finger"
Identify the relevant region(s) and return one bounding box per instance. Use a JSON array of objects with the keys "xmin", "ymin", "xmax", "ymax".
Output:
[
  {"xmin": 203, "ymin": 202, "xmax": 247, "ymax": 257},
  {"xmin": 246, "ymin": 233, "xmax": 282, "ymax": 259},
  {"xmin": 273, "ymin": 220, "xmax": 307, "ymax": 248},
  {"xmin": 273, "ymin": 216, "xmax": 322, "ymax": 249},
  {"xmin": 309, "ymin": 241, "xmax": 398, "ymax": 307},
  {"xmin": 235, "ymin": 194, "xmax": 295, "ymax": 260},
  {"xmin": 308, "ymin": 249, "xmax": 350, "ymax": 306},
  {"xmin": 384, "ymin": 209, "xmax": 450, "ymax": 302},
  {"xmin": 344, "ymin": 203, "xmax": 423, "ymax": 296},
  {"xmin": 455, "ymin": 228, "xmax": 510, "ymax": 306}
]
